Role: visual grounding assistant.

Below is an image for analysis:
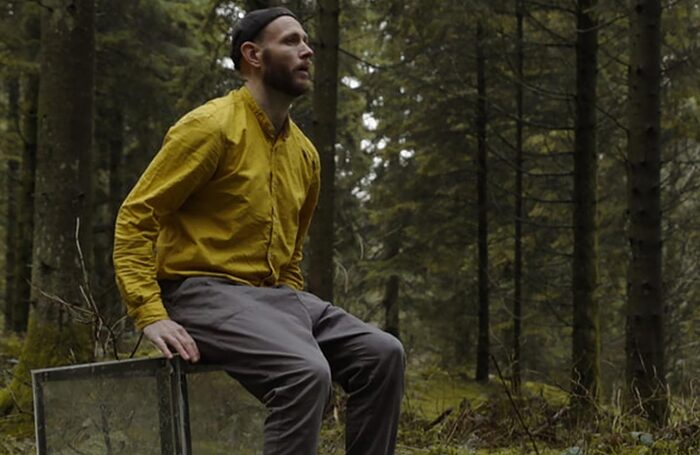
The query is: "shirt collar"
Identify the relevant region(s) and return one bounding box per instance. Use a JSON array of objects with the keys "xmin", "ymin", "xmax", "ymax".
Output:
[{"xmin": 240, "ymin": 86, "xmax": 291, "ymax": 140}]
